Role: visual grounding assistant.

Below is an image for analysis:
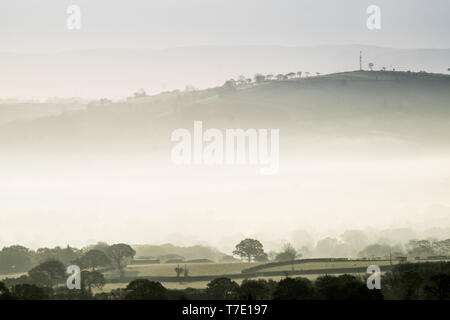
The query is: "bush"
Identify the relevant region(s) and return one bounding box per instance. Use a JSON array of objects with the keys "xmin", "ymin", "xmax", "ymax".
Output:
[{"xmin": 125, "ymin": 279, "xmax": 168, "ymax": 300}]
